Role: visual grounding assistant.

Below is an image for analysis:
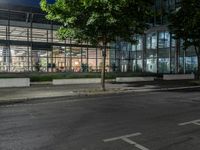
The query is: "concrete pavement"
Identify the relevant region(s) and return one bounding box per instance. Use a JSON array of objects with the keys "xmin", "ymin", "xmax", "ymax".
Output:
[
  {"xmin": 0, "ymin": 80, "xmax": 200, "ymax": 105},
  {"xmin": 0, "ymin": 83, "xmax": 127, "ymax": 105}
]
